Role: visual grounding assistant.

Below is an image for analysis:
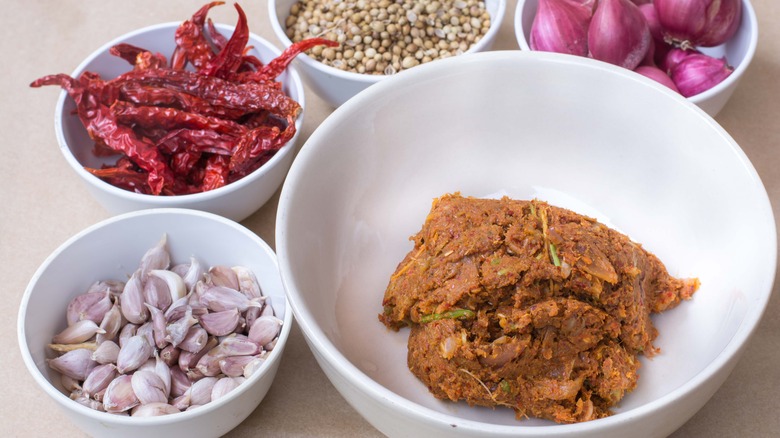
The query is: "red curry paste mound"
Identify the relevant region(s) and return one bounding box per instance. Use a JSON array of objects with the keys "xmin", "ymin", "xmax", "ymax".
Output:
[{"xmin": 379, "ymin": 193, "xmax": 698, "ymax": 423}]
